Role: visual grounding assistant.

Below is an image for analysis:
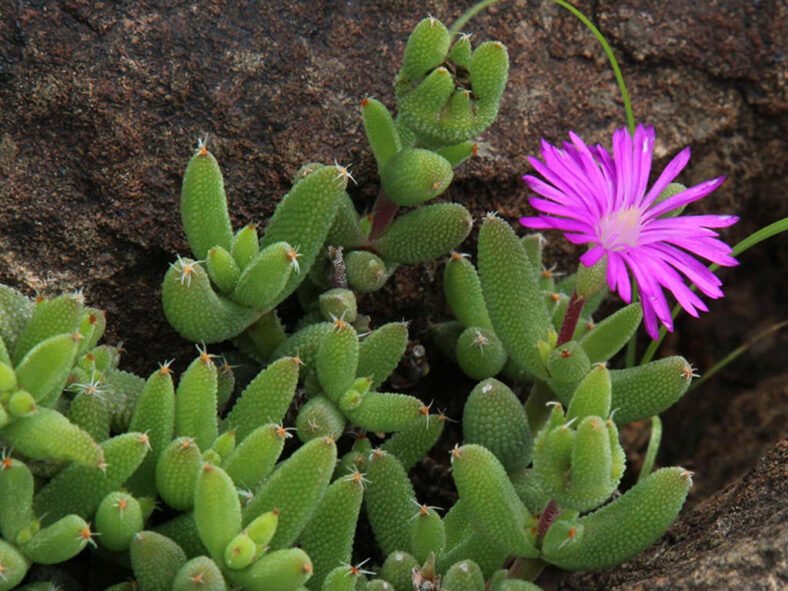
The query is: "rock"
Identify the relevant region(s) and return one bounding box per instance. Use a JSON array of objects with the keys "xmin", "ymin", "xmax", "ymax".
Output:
[{"xmin": 0, "ymin": 1, "xmax": 785, "ymax": 371}]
